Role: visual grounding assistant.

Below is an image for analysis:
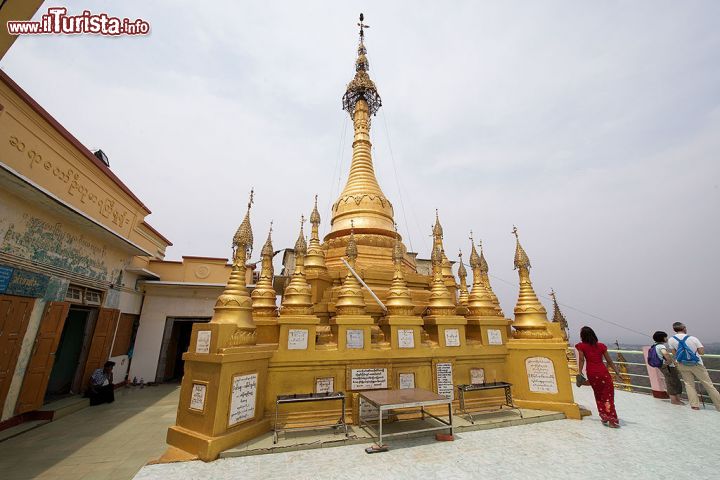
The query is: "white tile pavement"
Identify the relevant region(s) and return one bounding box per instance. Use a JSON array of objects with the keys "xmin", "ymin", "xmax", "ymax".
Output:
[{"xmin": 134, "ymin": 386, "xmax": 720, "ymax": 480}]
